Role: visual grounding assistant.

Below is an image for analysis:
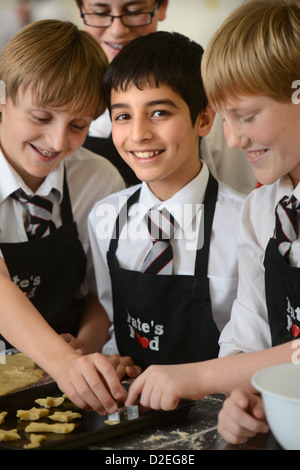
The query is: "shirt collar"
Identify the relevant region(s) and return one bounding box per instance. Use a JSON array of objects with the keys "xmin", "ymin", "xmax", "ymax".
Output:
[
  {"xmin": 130, "ymin": 160, "xmax": 209, "ymax": 230},
  {"xmin": 0, "ymin": 148, "xmax": 64, "ymax": 203},
  {"xmin": 292, "ymin": 179, "xmax": 300, "ymax": 203},
  {"xmin": 275, "ymin": 174, "xmax": 299, "ymax": 204}
]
